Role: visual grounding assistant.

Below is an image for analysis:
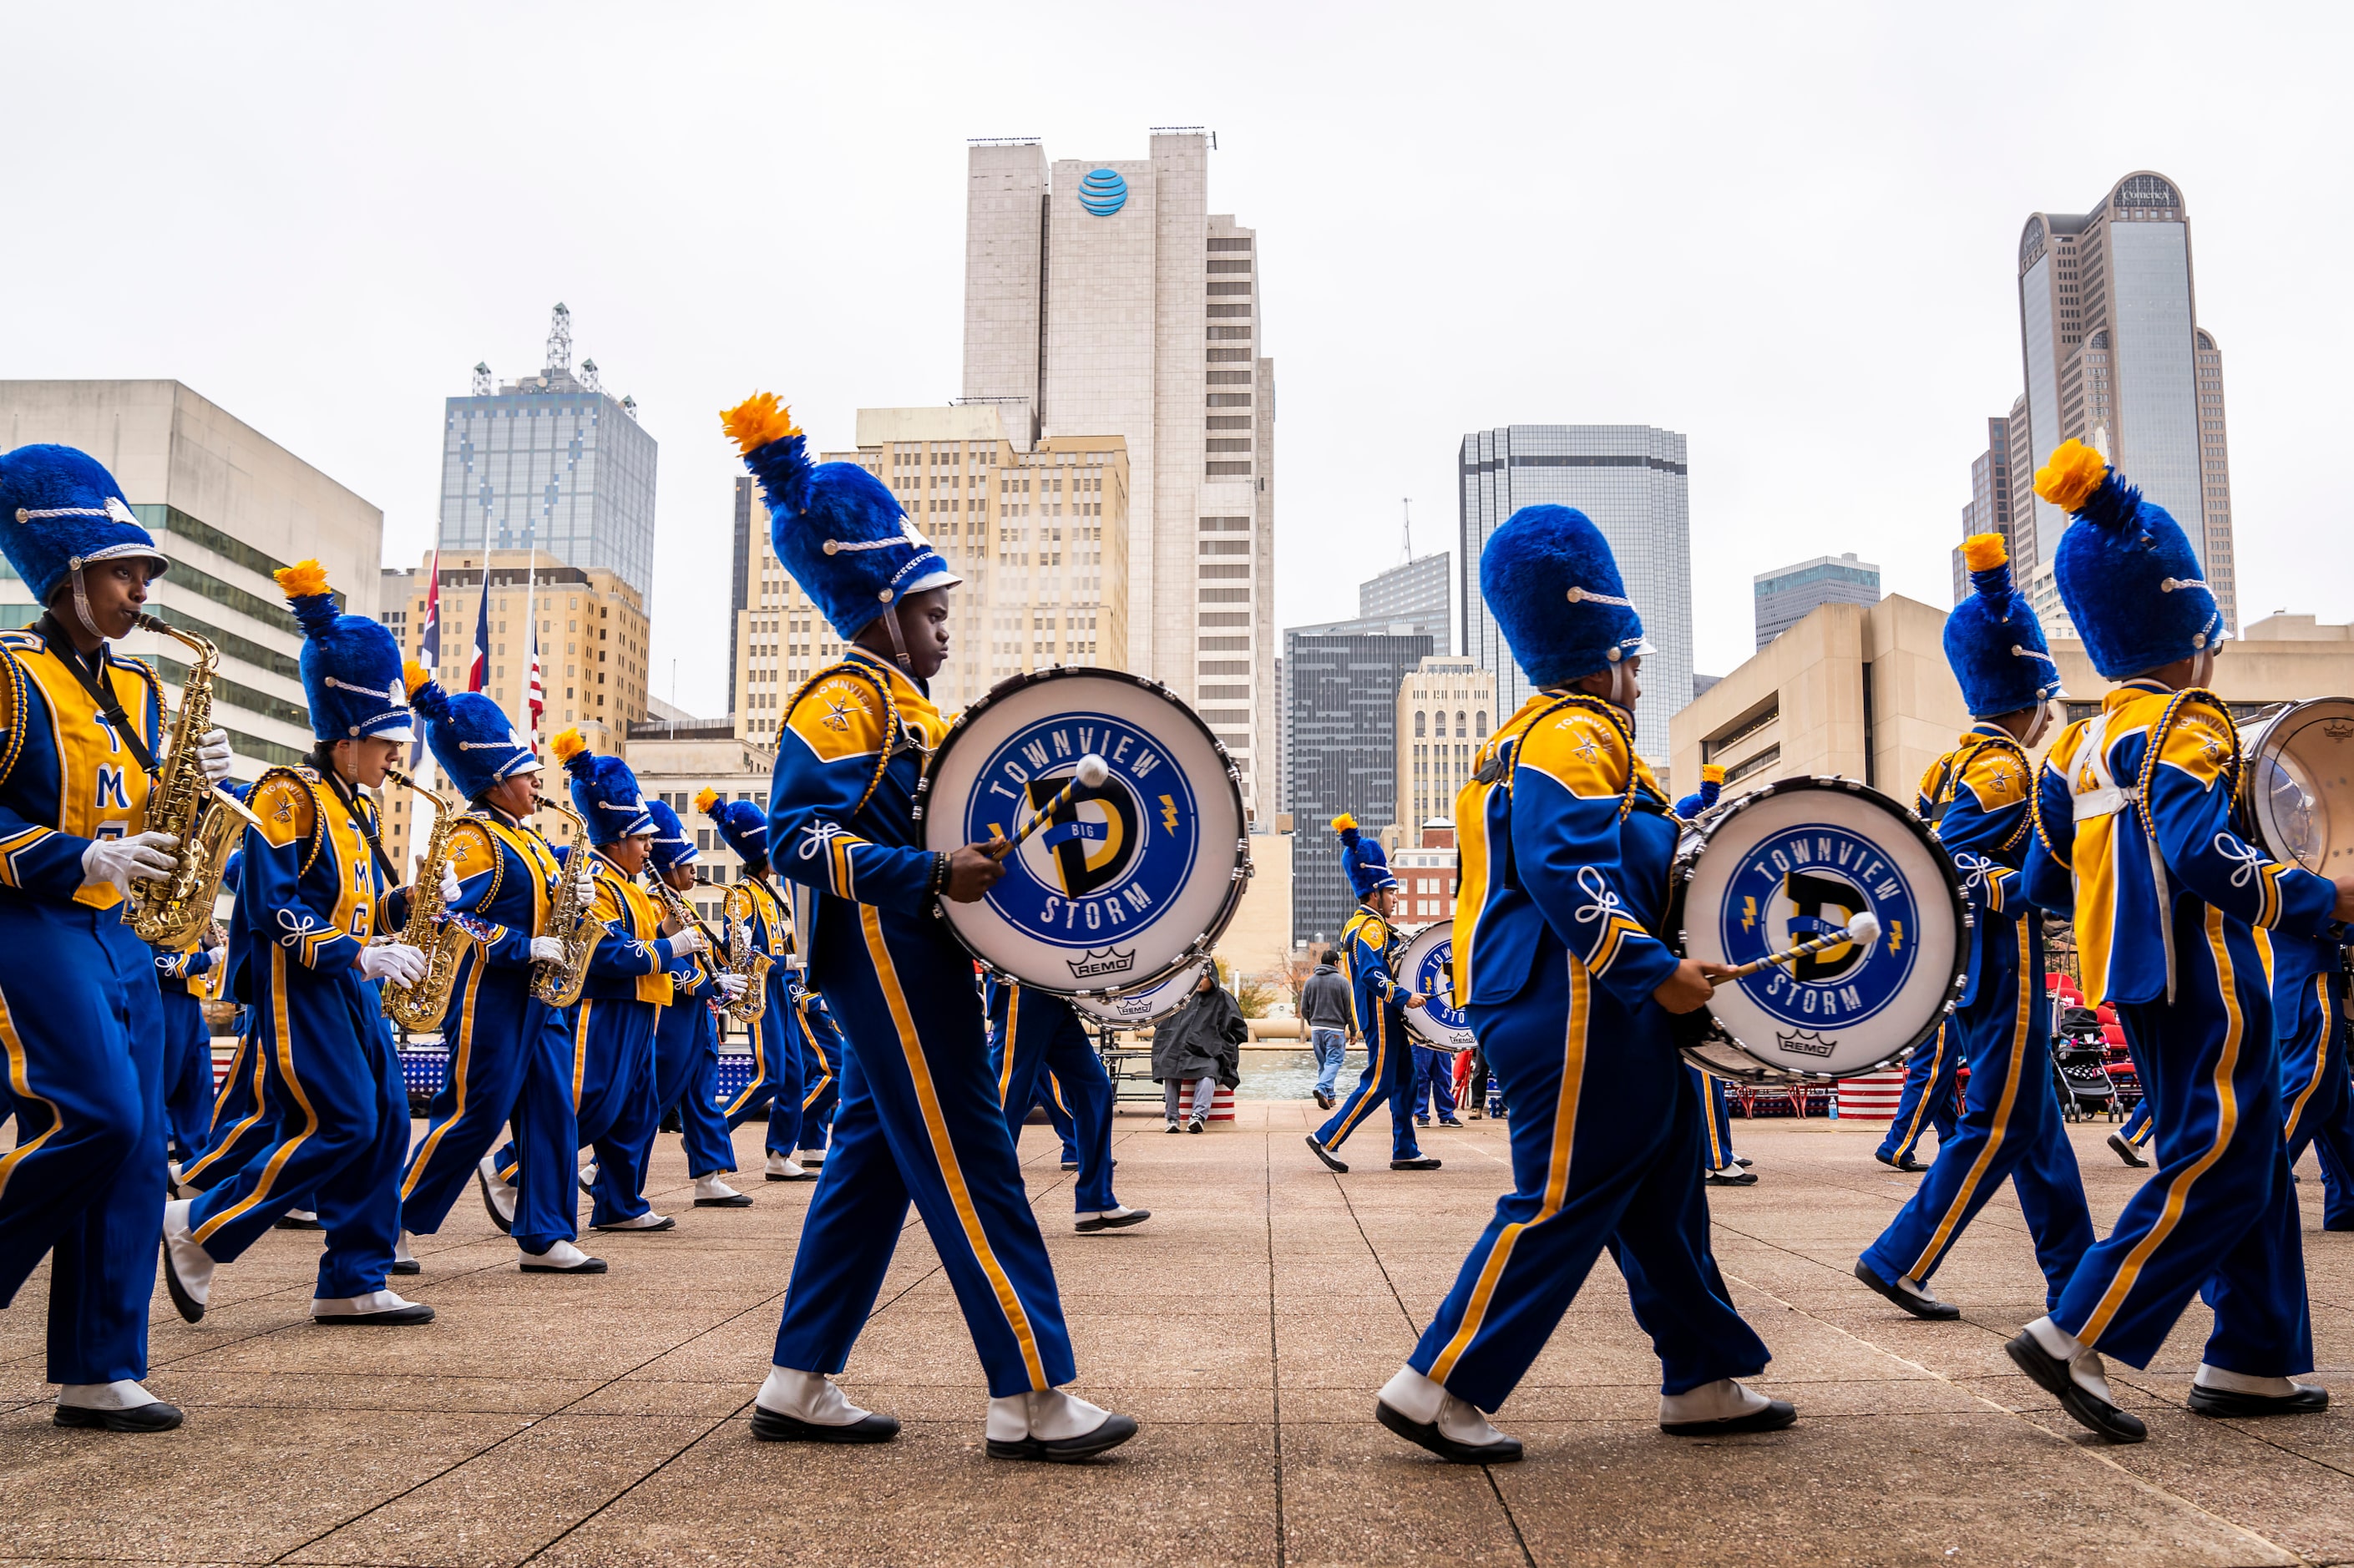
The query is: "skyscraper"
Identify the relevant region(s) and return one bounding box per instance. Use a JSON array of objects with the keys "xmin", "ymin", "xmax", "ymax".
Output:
[
  {"xmin": 438, "ymin": 304, "xmax": 659, "ymax": 602},
  {"xmin": 1284, "ymin": 621, "xmax": 1431, "ymax": 947},
  {"xmin": 1395, "ymin": 655, "xmax": 1495, "ymax": 828},
  {"xmin": 1952, "ymin": 403, "xmax": 2030, "ymax": 603},
  {"xmin": 1755, "ymin": 553, "xmax": 1881, "ymax": 648},
  {"xmin": 1356, "ymin": 553, "xmax": 1450, "ymax": 650},
  {"xmin": 1458, "ymin": 424, "xmax": 1692, "ymax": 764},
  {"xmin": 2016, "ymin": 172, "xmax": 2235, "ymax": 634},
  {"xmin": 961, "ymin": 133, "xmax": 1277, "ymax": 819}
]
